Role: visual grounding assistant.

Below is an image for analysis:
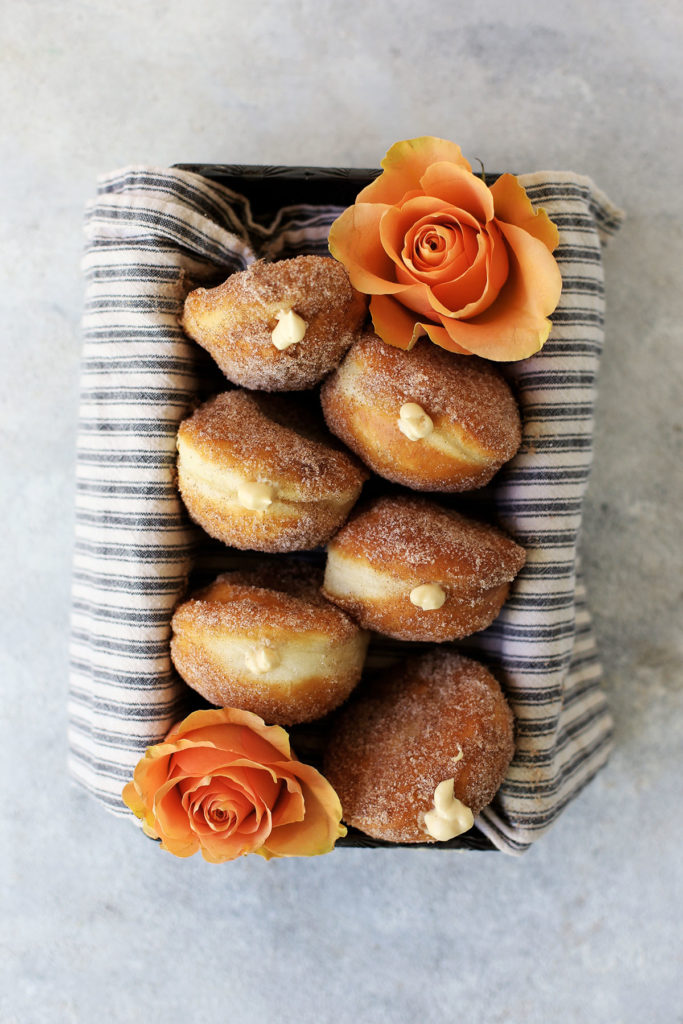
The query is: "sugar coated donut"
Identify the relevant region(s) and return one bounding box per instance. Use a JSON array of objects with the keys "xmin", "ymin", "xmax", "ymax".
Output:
[
  {"xmin": 171, "ymin": 561, "xmax": 369, "ymax": 725},
  {"xmin": 322, "ymin": 494, "xmax": 526, "ymax": 642},
  {"xmin": 182, "ymin": 256, "xmax": 367, "ymax": 391},
  {"xmin": 176, "ymin": 390, "xmax": 368, "ymax": 552},
  {"xmin": 320, "ymin": 332, "xmax": 522, "ymax": 491},
  {"xmin": 324, "ymin": 650, "xmax": 515, "ymax": 843}
]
